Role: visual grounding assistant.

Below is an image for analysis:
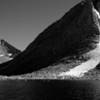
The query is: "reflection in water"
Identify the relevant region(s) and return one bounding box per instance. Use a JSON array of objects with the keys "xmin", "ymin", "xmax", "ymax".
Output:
[{"xmin": 0, "ymin": 79, "xmax": 99, "ymax": 100}]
